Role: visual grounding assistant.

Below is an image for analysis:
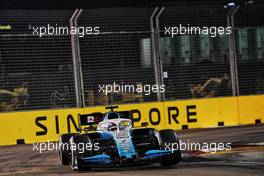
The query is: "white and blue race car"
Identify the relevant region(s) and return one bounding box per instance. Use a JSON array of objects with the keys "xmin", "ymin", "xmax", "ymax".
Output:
[{"xmin": 59, "ymin": 108, "xmax": 181, "ymax": 171}]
